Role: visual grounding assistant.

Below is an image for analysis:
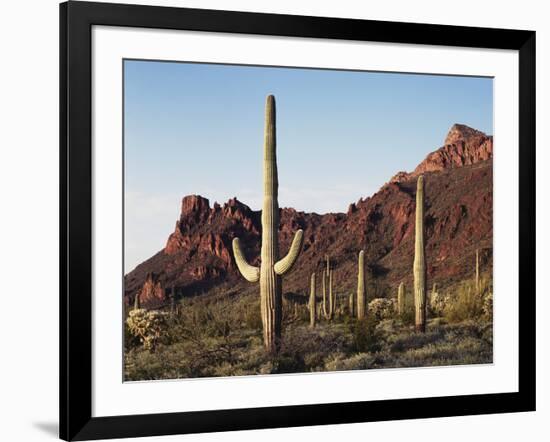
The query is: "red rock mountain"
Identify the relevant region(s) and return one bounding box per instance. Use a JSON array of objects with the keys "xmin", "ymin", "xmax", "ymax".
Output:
[{"xmin": 125, "ymin": 124, "xmax": 493, "ymax": 308}]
